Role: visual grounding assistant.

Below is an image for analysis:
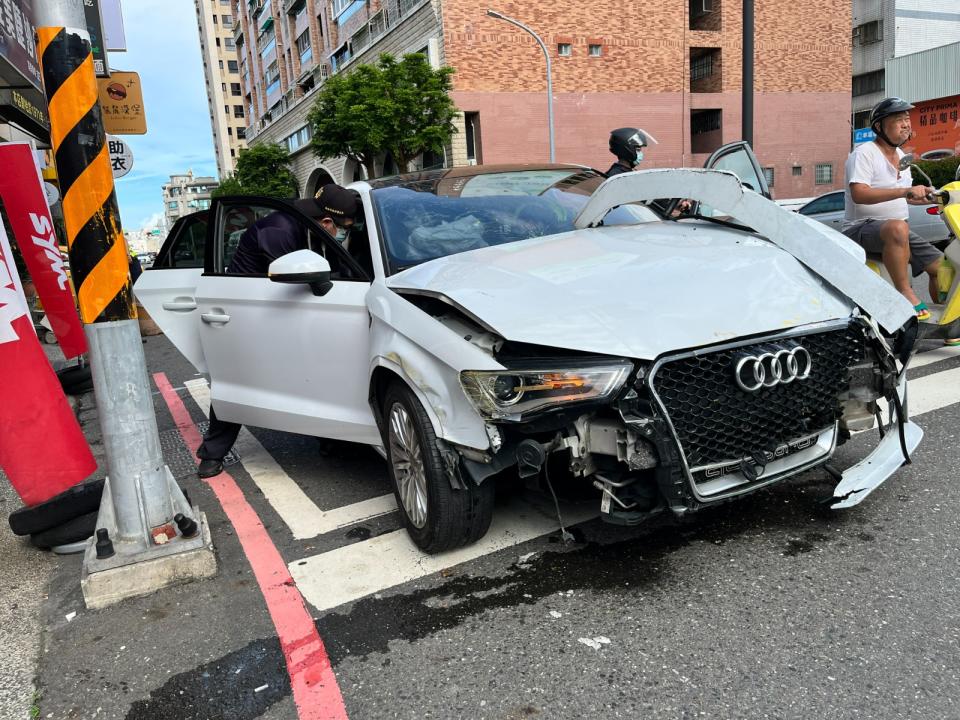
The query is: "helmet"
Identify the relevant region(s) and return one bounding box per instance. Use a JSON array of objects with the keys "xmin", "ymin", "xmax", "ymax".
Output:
[
  {"xmin": 869, "ymin": 97, "xmax": 915, "ymax": 147},
  {"xmin": 609, "ymin": 127, "xmax": 658, "ymax": 166}
]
